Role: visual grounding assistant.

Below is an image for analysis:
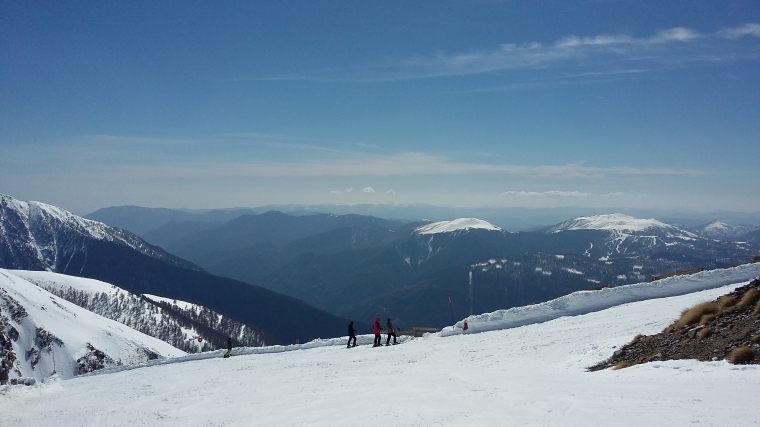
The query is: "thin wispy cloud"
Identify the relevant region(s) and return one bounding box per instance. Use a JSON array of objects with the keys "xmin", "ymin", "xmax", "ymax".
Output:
[
  {"xmin": 248, "ymin": 24, "xmax": 759, "ymax": 83},
  {"xmin": 97, "ymin": 153, "xmax": 700, "ymax": 179},
  {"xmin": 500, "ymin": 190, "xmax": 625, "ymax": 198},
  {"xmin": 362, "ymin": 187, "xmax": 376, "ymax": 193},
  {"xmin": 717, "ymin": 23, "xmax": 760, "ymax": 39}
]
